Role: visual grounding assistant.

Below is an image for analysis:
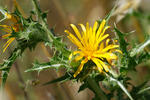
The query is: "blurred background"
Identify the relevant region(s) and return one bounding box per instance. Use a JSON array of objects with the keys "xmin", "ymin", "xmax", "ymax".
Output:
[{"xmin": 0, "ymin": 0, "xmax": 150, "ymax": 100}]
